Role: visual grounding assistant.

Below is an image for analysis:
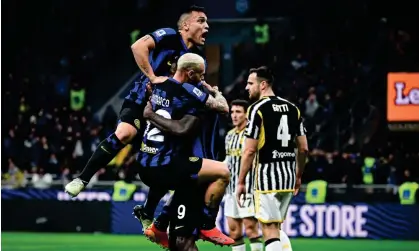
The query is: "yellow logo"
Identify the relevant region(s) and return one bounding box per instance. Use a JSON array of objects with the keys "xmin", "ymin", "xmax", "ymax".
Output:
[
  {"xmin": 167, "ymin": 61, "xmax": 172, "ymax": 66},
  {"xmin": 134, "ymin": 119, "xmax": 141, "ymax": 129},
  {"xmin": 189, "ymin": 157, "xmax": 199, "ymax": 162}
]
